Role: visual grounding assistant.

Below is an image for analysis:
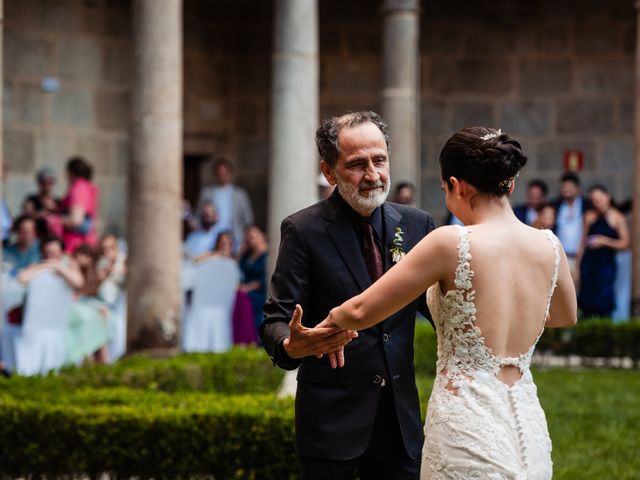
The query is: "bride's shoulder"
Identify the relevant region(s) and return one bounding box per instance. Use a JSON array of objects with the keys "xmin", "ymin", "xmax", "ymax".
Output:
[
  {"xmin": 424, "ymin": 225, "xmax": 462, "ymax": 249},
  {"xmin": 431, "ymin": 224, "xmax": 462, "ymax": 237},
  {"xmin": 521, "ymin": 223, "xmax": 558, "ymax": 241}
]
